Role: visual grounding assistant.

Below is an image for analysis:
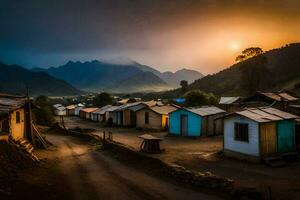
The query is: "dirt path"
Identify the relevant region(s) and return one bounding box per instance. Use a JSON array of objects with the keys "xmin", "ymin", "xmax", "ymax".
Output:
[{"xmin": 47, "ymin": 134, "xmax": 222, "ymax": 200}]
